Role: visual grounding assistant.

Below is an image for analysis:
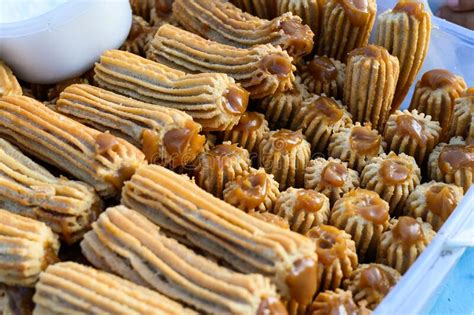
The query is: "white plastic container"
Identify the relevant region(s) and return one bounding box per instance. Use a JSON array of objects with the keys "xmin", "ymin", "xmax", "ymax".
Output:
[
  {"xmin": 0, "ymin": 0, "xmax": 132, "ymax": 84},
  {"xmin": 373, "ymin": 1, "xmax": 474, "ymax": 313}
]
